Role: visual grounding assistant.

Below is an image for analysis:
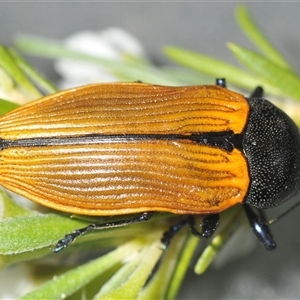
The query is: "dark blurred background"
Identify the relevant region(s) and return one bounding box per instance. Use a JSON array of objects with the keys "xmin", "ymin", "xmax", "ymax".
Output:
[{"xmin": 1, "ymin": 2, "xmax": 300, "ymax": 299}]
